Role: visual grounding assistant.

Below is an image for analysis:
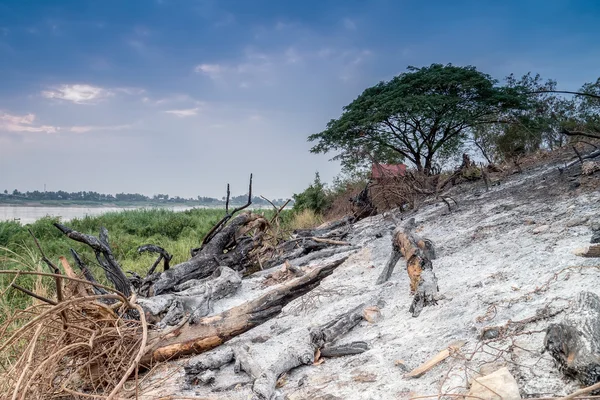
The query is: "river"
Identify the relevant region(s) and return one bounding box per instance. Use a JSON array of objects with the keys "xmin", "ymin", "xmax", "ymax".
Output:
[{"xmin": 0, "ymin": 205, "xmax": 199, "ymax": 225}]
